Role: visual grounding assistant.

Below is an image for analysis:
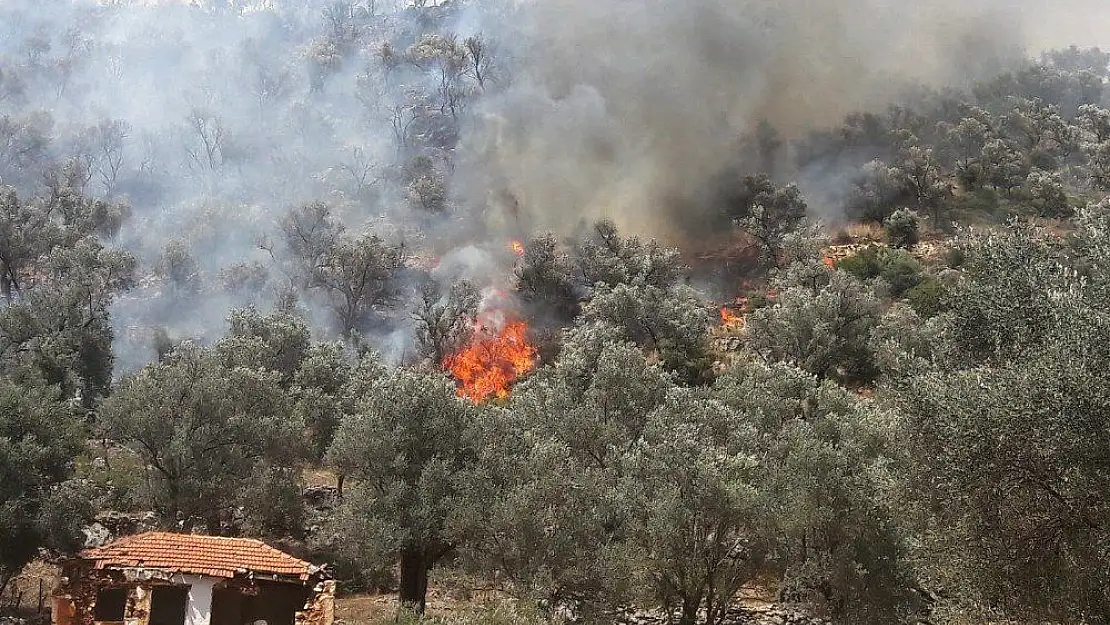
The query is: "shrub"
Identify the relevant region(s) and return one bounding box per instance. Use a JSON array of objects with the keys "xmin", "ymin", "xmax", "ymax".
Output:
[
  {"xmin": 906, "ymin": 277, "xmax": 946, "ymax": 317},
  {"xmin": 1026, "ymin": 169, "xmax": 1072, "ymax": 219},
  {"xmin": 885, "ymin": 208, "xmax": 921, "ymax": 248},
  {"xmin": 839, "ymin": 247, "xmax": 924, "ymax": 299},
  {"xmin": 837, "ymin": 246, "xmax": 883, "ymax": 281},
  {"xmin": 879, "ymin": 252, "xmax": 925, "ymax": 298},
  {"xmin": 944, "ymin": 246, "xmax": 966, "ymax": 269}
]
